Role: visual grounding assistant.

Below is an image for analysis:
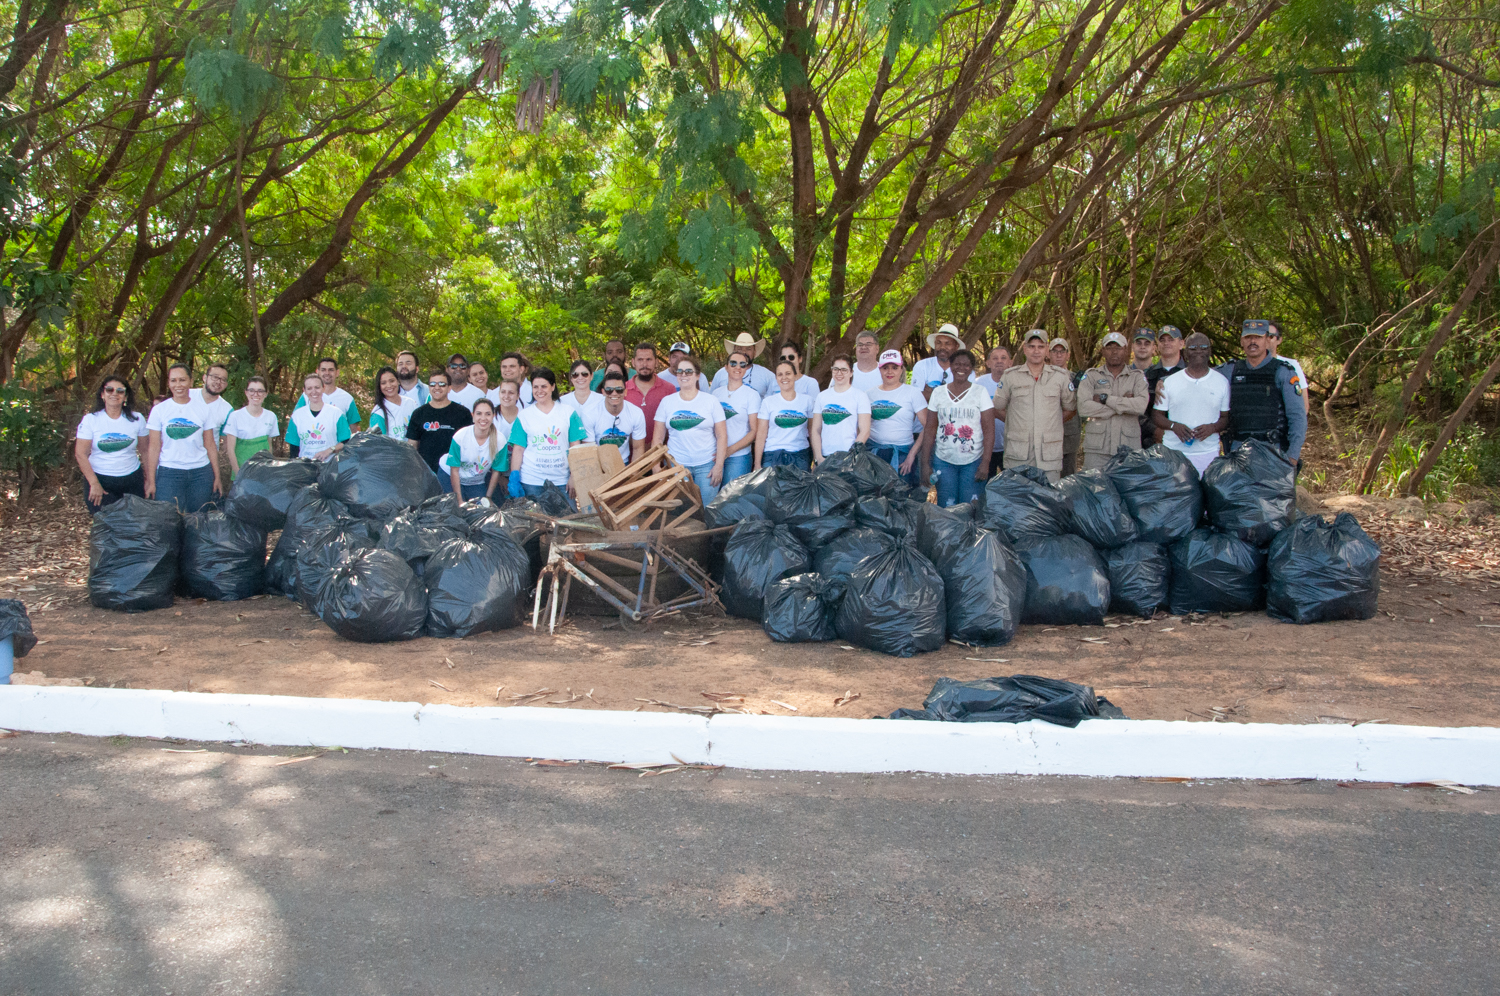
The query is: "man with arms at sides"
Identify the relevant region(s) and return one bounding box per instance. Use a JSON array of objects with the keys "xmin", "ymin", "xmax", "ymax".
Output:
[
  {"xmin": 710, "ymin": 333, "xmax": 777, "ymax": 397},
  {"xmin": 1216, "ymin": 319, "xmax": 1307, "ymax": 471},
  {"xmin": 1076, "ymin": 332, "xmax": 1149, "ymax": 471},
  {"xmin": 866, "ymin": 349, "xmax": 929, "ymax": 489},
  {"xmin": 285, "ymin": 372, "xmax": 351, "ymax": 462},
  {"xmin": 585, "ymin": 370, "xmax": 648, "ymax": 466},
  {"xmin": 974, "ymin": 344, "xmax": 1010, "ymax": 478},
  {"xmin": 849, "ymin": 331, "xmax": 884, "ymax": 393},
  {"xmin": 405, "ymin": 369, "xmax": 473, "ymax": 492},
  {"xmin": 992, "ymin": 330, "xmax": 1076, "ymax": 484},
  {"xmin": 625, "ymin": 342, "xmax": 675, "ymax": 428},
  {"xmin": 1141, "ymin": 325, "xmax": 1185, "ymax": 444},
  {"xmin": 187, "ymin": 363, "xmax": 233, "ymax": 461},
  {"xmin": 296, "ymin": 357, "xmax": 361, "ymax": 428},
  {"xmin": 498, "ymin": 352, "xmax": 535, "ymax": 406},
  {"xmin": 590, "ymin": 339, "xmax": 635, "ymax": 391},
  {"xmin": 395, "ymin": 350, "xmax": 429, "ymax": 406},
  {"xmin": 912, "ymin": 323, "xmax": 963, "ymax": 397},
  {"xmin": 1153, "ymin": 332, "xmax": 1230, "ymax": 476}
]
